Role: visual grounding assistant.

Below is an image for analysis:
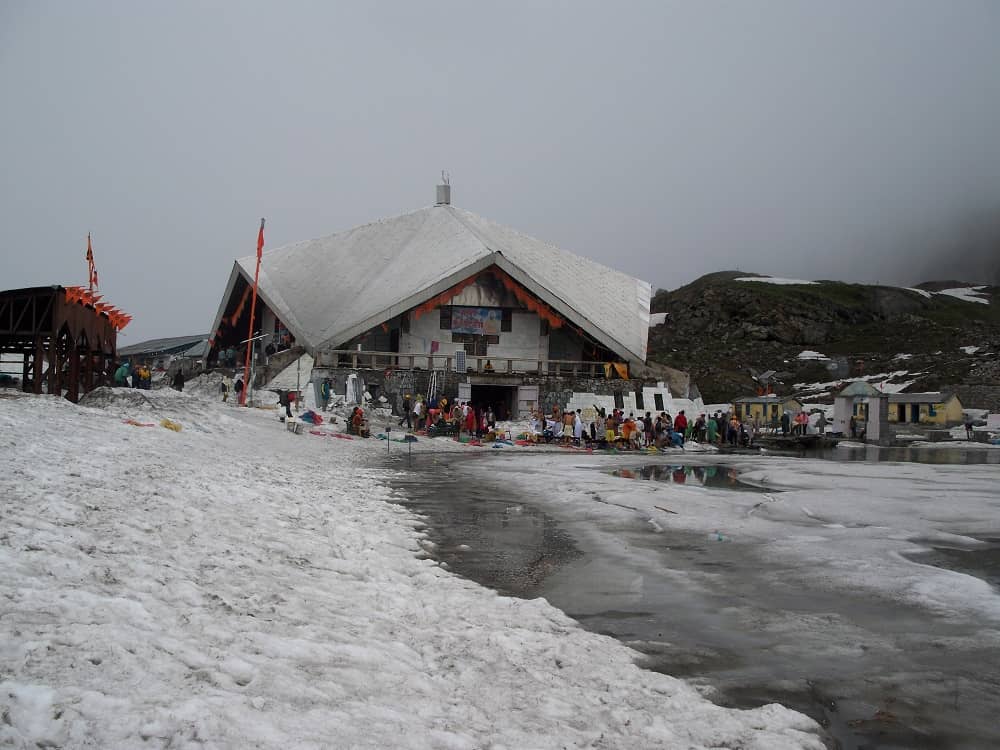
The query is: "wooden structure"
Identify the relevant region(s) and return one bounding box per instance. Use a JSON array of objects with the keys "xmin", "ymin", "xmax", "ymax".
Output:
[
  {"xmin": 0, "ymin": 286, "xmax": 121, "ymax": 402},
  {"xmin": 314, "ymin": 348, "xmax": 626, "ymax": 379}
]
